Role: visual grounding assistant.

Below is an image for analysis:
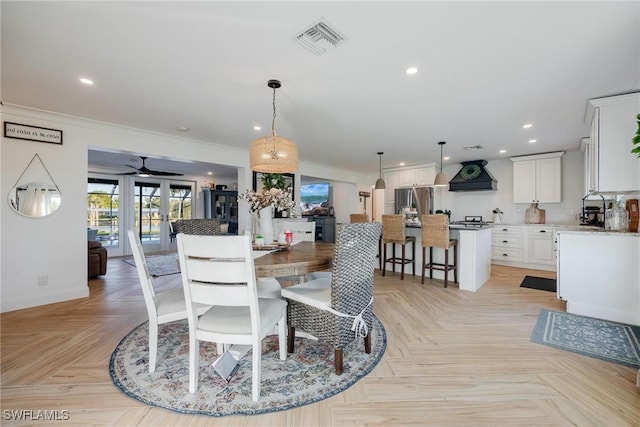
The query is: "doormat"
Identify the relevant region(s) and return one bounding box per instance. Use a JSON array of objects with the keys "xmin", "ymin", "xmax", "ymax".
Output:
[
  {"xmin": 122, "ymin": 254, "xmax": 180, "ymax": 277},
  {"xmin": 531, "ymin": 309, "xmax": 640, "ymax": 369},
  {"xmin": 520, "ymin": 275, "xmax": 556, "ymax": 292}
]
